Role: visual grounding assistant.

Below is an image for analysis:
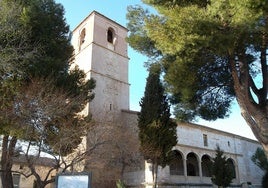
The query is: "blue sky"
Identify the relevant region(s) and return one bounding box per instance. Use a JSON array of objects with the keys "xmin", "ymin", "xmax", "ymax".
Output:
[{"xmin": 55, "ymin": 0, "xmax": 256, "ymax": 140}]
